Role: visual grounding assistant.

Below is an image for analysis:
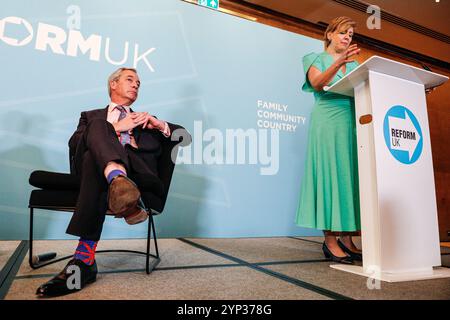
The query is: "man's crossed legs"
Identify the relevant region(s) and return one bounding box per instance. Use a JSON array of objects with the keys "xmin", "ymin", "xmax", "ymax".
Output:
[{"xmin": 36, "ymin": 119, "xmax": 148, "ymax": 297}]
